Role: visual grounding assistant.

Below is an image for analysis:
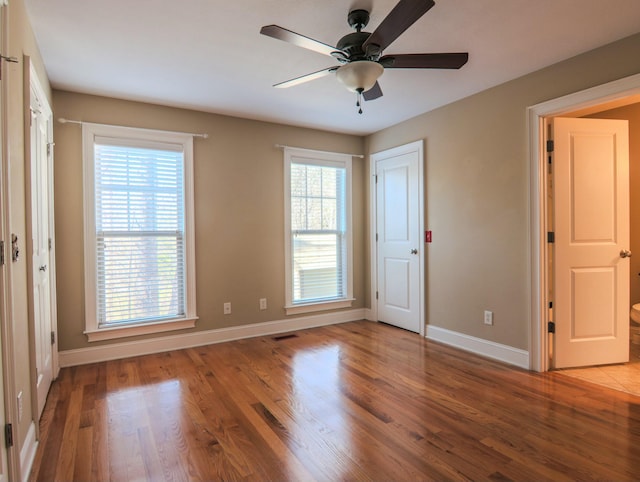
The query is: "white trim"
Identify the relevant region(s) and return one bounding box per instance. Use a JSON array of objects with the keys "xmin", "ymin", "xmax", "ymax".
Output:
[
  {"xmin": 283, "ymin": 147, "xmax": 353, "ymax": 312},
  {"xmin": 81, "ymin": 123, "xmax": 197, "ymax": 335},
  {"xmin": 59, "ymin": 308, "xmax": 366, "ymax": 367},
  {"xmin": 426, "ymin": 325, "xmax": 530, "ymax": 369},
  {"xmin": 285, "ymin": 298, "xmax": 354, "ymax": 315},
  {"xmin": 369, "ymin": 159, "xmax": 378, "ymax": 322},
  {"xmin": 363, "ymin": 308, "xmax": 374, "ymax": 321},
  {"xmin": 46, "ymin": 97, "xmax": 59, "ymax": 380},
  {"xmin": 369, "ymin": 140, "xmax": 425, "ymax": 336},
  {"xmin": 0, "ymin": 16, "xmax": 19, "ymax": 482},
  {"xmin": 527, "ymin": 72, "xmax": 640, "ymax": 372},
  {"xmin": 19, "ymin": 422, "xmax": 36, "ymax": 482},
  {"xmin": 85, "ymin": 317, "xmax": 197, "ymax": 342}
]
